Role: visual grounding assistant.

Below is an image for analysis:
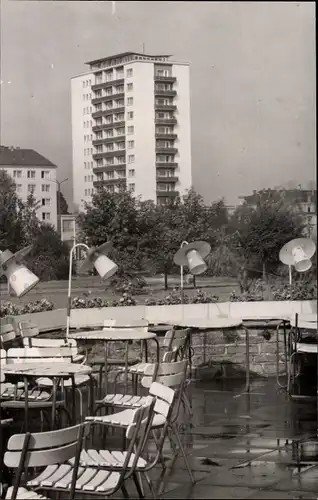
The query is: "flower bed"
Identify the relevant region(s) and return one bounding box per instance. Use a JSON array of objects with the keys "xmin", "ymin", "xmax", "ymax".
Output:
[{"xmin": 0, "ymin": 298, "xmax": 54, "ymax": 318}]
